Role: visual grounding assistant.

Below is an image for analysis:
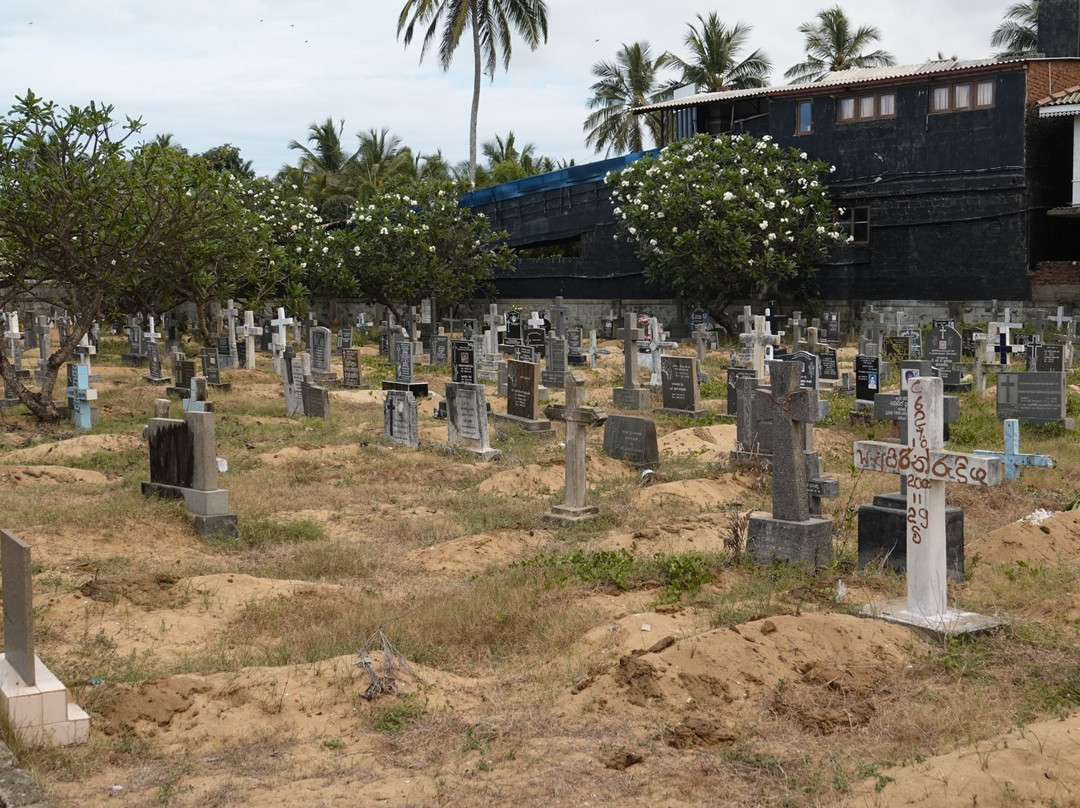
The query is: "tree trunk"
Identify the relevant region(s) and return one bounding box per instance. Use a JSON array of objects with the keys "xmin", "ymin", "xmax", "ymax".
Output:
[{"xmin": 468, "ymin": 2, "xmax": 481, "ymax": 189}]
